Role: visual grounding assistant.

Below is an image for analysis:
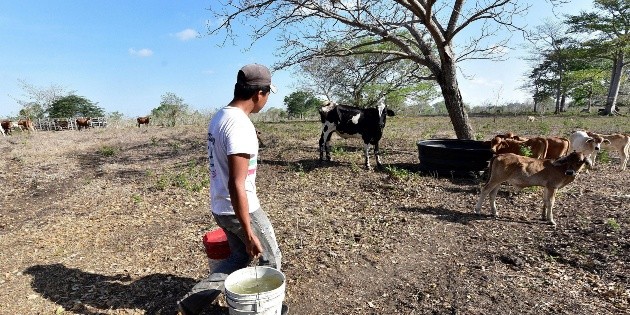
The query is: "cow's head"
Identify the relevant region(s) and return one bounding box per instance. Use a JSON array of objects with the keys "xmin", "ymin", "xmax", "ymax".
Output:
[
  {"xmin": 586, "ymin": 132, "xmax": 611, "ymax": 150},
  {"xmin": 552, "ymin": 151, "xmax": 591, "ymax": 176},
  {"xmin": 377, "ymin": 101, "xmax": 395, "ymax": 129},
  {"xmin": 489, "ymin": 136, "xmax": 504, "ymax": 153}
]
